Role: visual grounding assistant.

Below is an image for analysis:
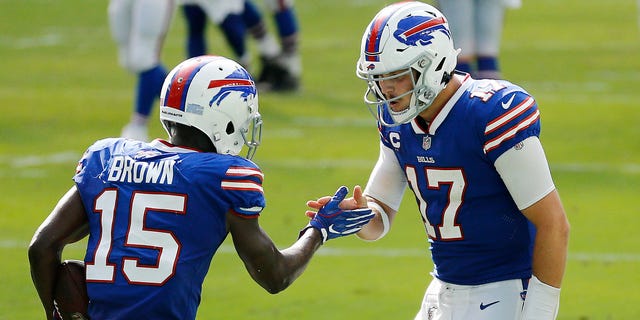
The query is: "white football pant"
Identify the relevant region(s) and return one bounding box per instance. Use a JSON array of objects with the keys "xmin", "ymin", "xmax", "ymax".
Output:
[{"xmin": 415, "ymin": 277, "xmax": 526, "ymax": 320}]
